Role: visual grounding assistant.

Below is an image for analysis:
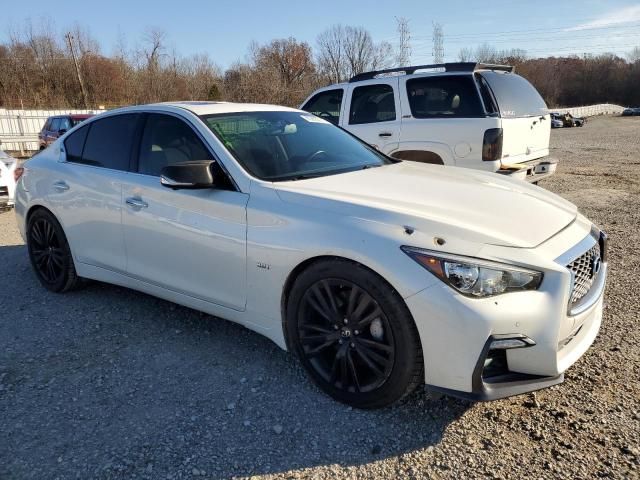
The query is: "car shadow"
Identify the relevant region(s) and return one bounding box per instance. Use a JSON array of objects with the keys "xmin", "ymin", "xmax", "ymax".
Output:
[{"xmin": 0, "ymin": 242, "xmax": 472, "ymax": 479}]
